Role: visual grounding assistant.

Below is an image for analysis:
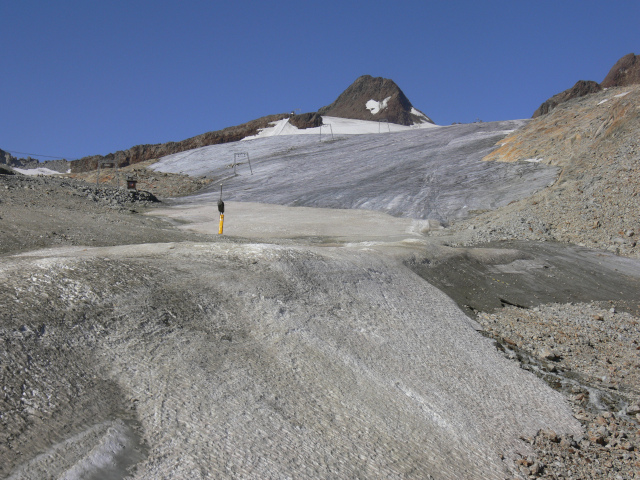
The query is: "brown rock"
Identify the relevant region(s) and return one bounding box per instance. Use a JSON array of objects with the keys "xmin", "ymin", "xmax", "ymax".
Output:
[
  {"xmin": 532, "ymin": 80, "xmax": 602, "ymax": 118},
  {"xmin": 530, "ymin": 461, "xmax": 543, "ymax": 475},
  {"xmin": 70, "ymin": 113, "xmax": 293, "ymax": 173},
  {"xmin": 601, "ymin": 53, "xmax": 640, "ymax": 88},
  {"xmin": 317, "ymin": 75, "xmax": 434, "ymax": 126},
  {"xmin": 288, "ymin": 112, "xmax": 323, "ymax": 129},
  {"xmin": 559, "ymin": 436, "xmax": 573, "ymax": 449},
  {"xmin": 540, "ymin": 429, "xmax": 559, "ymax": 442},
  {"xmin": 626, "ymin": 404, "xmax": 640, "ymax": 416},
  {"xmin": 589, "ymin": 434, "xmax": 607, "ymax": 446},
  {"xmin": 618, "ymin": 441, "xmax": 634, "ymax": 451}
]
